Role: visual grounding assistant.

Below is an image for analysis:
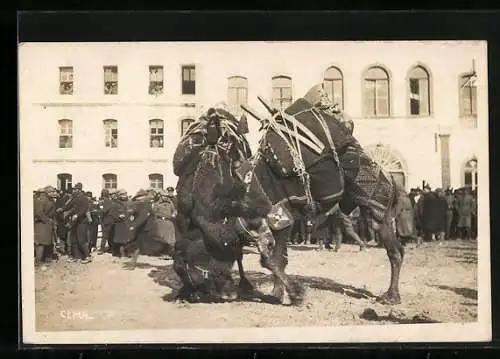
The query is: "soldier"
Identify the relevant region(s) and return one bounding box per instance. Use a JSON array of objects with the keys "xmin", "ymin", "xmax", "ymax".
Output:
[
  {"xmin": 150, "ymin": 189, "xmax": 178, "ymax": 256},
  {"xmin": 56, "ymin": 182, "xmax": 91, "ymax": 263},
  {"xmin": 125, "ymin": 189, "xmax": 154, "ymax": 268},
  {"xmin": 110, "ymin": 189, "xmax": 132, "ymax": 258},
  {"xmin": 33, "ymin": 186, "xmax": 57, "ymax": 266},
  {"xmin": 86, "ymin": 192, "xmax": 100, "ymax": 253},
  {"xmin": 98, "ymin": 188, "xmax": 114, "ymax": 255}
]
